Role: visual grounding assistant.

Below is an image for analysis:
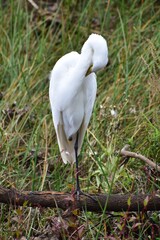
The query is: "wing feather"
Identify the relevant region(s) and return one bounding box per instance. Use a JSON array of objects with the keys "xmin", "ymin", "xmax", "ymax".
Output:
[
  {"xmin": 77, "ymin": 73, "xmax": 97, "ymax": 155},
  {"xmin": 50, "ymin": 103, "xmax": 76, "ymax": 164},
  {"xmin": 49, "ymin": 51, "xmax": 80, "ymax": 164},
  {"xmin": 57, "ymin": 117, "xmax": 76, "ymax": 164}
]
